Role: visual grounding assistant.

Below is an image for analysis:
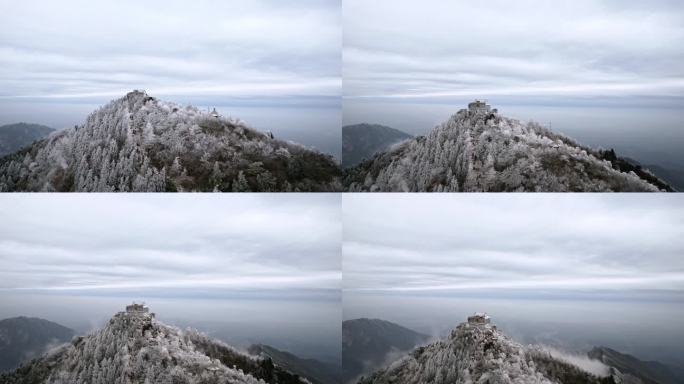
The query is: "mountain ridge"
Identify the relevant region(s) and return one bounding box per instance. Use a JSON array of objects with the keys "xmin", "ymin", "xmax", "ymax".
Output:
[
  {"xmin": 356, "ymin": 314, "xmax": 617, "ymax": 384},
  {"xmin": 0, "ymin": 123, "xmax": 55, "ymax": 157},
  {"xmin": 342, "ymin": 124, "xmax": 412, "ymax": 168},
  {"xmin": 0, "ymin": 317, "xmax": 74, "ymax": 373},
  {"xmin": 0, "ymin": 90, "xmax": 341, "ymax": 192},
  {"xmin": 589, "ymin": 346, "xmax": 684, "ymax": 384},
  {"xmin": 344, "ymin": 101, "xmax": 673, "ymax": 192},
  {"xmin": 0, "ymin": 306, "xmax": 308, "ymax": 384},
  {"xmin": 249, "ymin": 344, "xmax": 341, "ymax": 384},
  {"xmin": 342, "ymin": 318, "xmax": 430, "ymax": 383}
]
